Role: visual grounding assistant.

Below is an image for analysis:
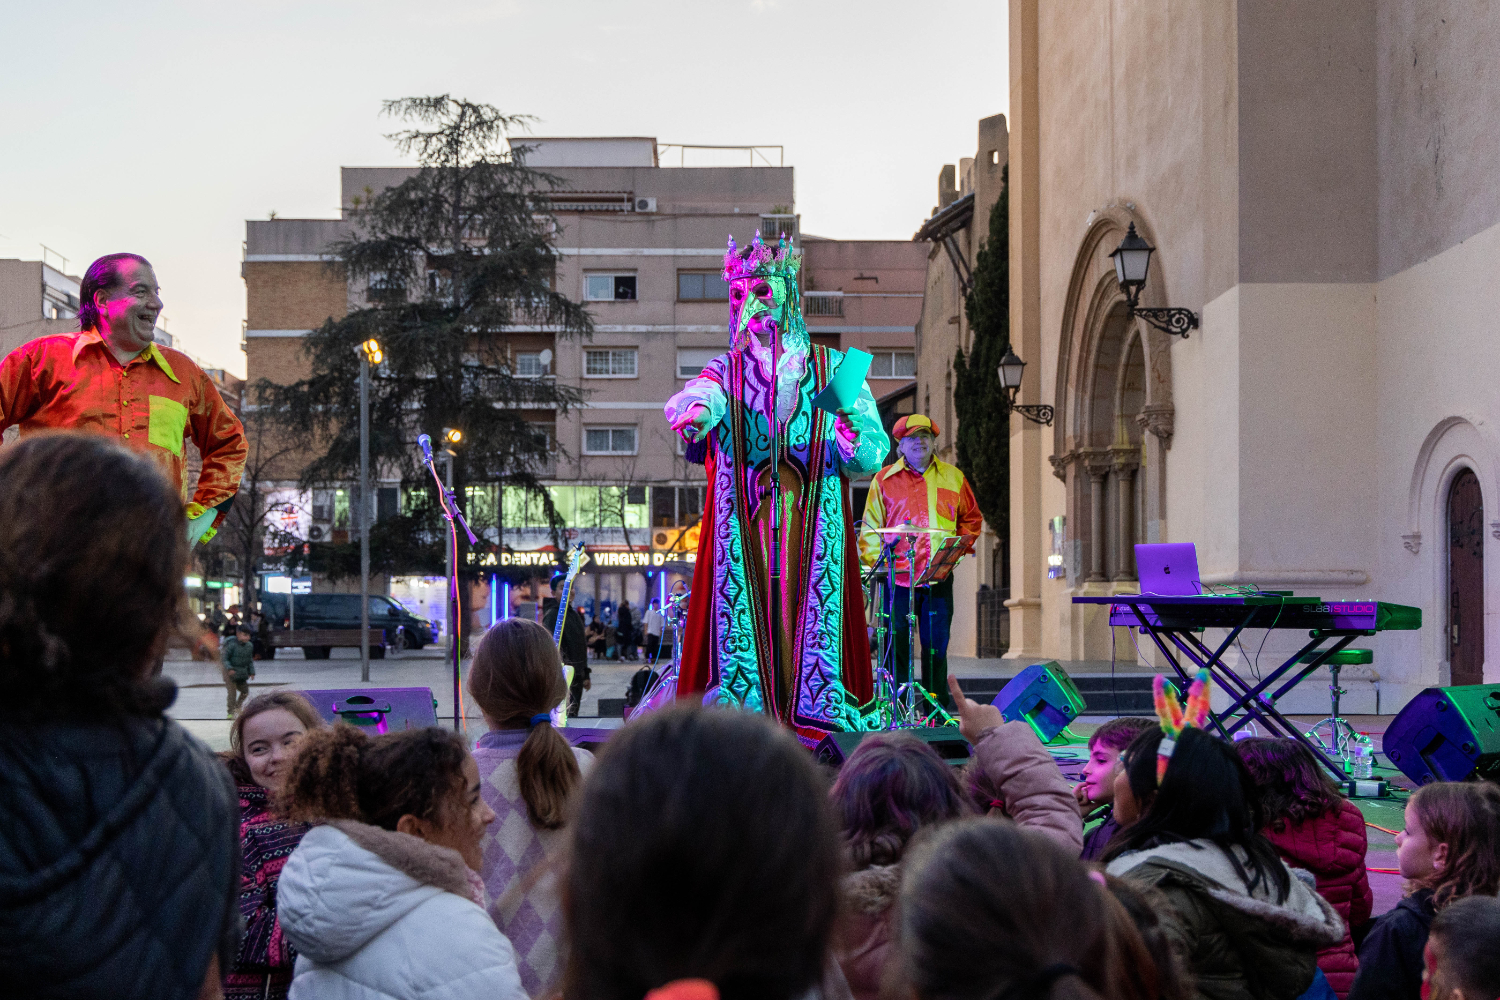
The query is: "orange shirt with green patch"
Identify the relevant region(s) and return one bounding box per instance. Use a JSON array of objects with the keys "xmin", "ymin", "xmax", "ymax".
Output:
[{"xmin": 0, "ymin": 331, "xmax": 247, "ymax": 507}]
